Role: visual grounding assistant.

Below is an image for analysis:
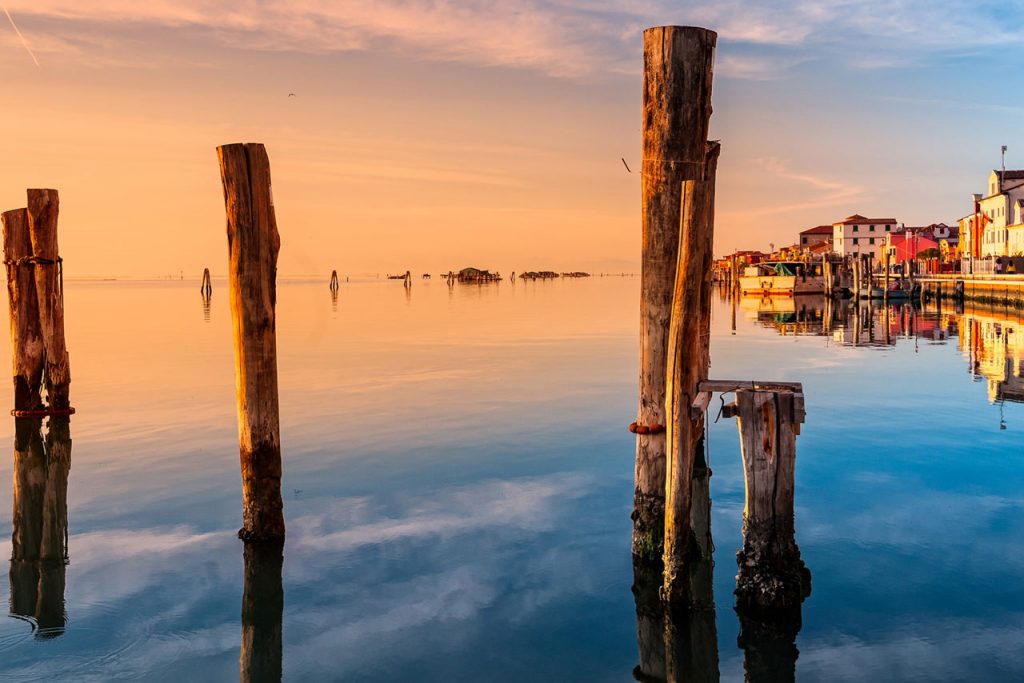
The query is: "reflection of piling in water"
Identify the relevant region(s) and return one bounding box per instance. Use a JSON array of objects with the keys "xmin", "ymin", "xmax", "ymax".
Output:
[
  {"xmin": 240, "ymin": 540, "xmax": 283, "ymax": 683},
  {"xmin": 331, "ymin": 288, "xmax": 338, "ymax": 313},
  {"xmin": 634, "ymin": 24, "xmax": 717, "ymax": 568},
  {"xmin": 632, "ymin": 559, "xmax": 667, "ymax": 682},
  {"xmin": 217, "ymin": 143, "xmax": 285, "ymax": 542},
  {"xmin": 10, "ymin": 416, "xmax": 71, "ymax": 638},
  {"xmin": 202, "ymin": 292, "xmax": 212, "ymax": 323},
  {"xmin": 632, "ymin": 440, "xmax": 719, "ymax": 683},
  {"xmin": 665, "ymin": 442, "xmax": 719, "ymax": 683},
  {"xmin": 736, "ymin": 605, "xmax": 802, "ymax": 683}
]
